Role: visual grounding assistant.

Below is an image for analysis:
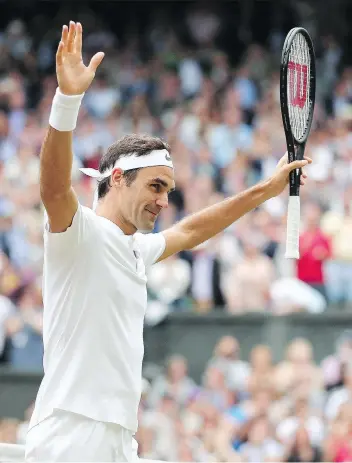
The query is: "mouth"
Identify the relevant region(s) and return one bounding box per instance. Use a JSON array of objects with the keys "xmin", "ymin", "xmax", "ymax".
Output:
[{"xmin": 145, "ymin": 208, "xmax": 158, "ymax": 218}]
